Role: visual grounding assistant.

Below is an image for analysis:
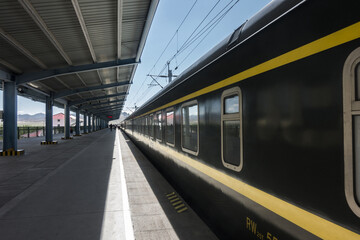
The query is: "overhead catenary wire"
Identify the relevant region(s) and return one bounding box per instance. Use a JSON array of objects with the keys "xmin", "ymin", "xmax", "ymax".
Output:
[
  {"xmin": 130, "ymin": 0, "xmax": 198, "ymax": 106},
  {"xmin": 131, "ymin": 0, "xmax": 241, "ymax": 107},
  {"xmin": 168, "ymin": 0, "xmax": 240, "ymax": 67},
  {"xmin": 177, "ymin": 0, "xmax": 240, "ymax": 68}
]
